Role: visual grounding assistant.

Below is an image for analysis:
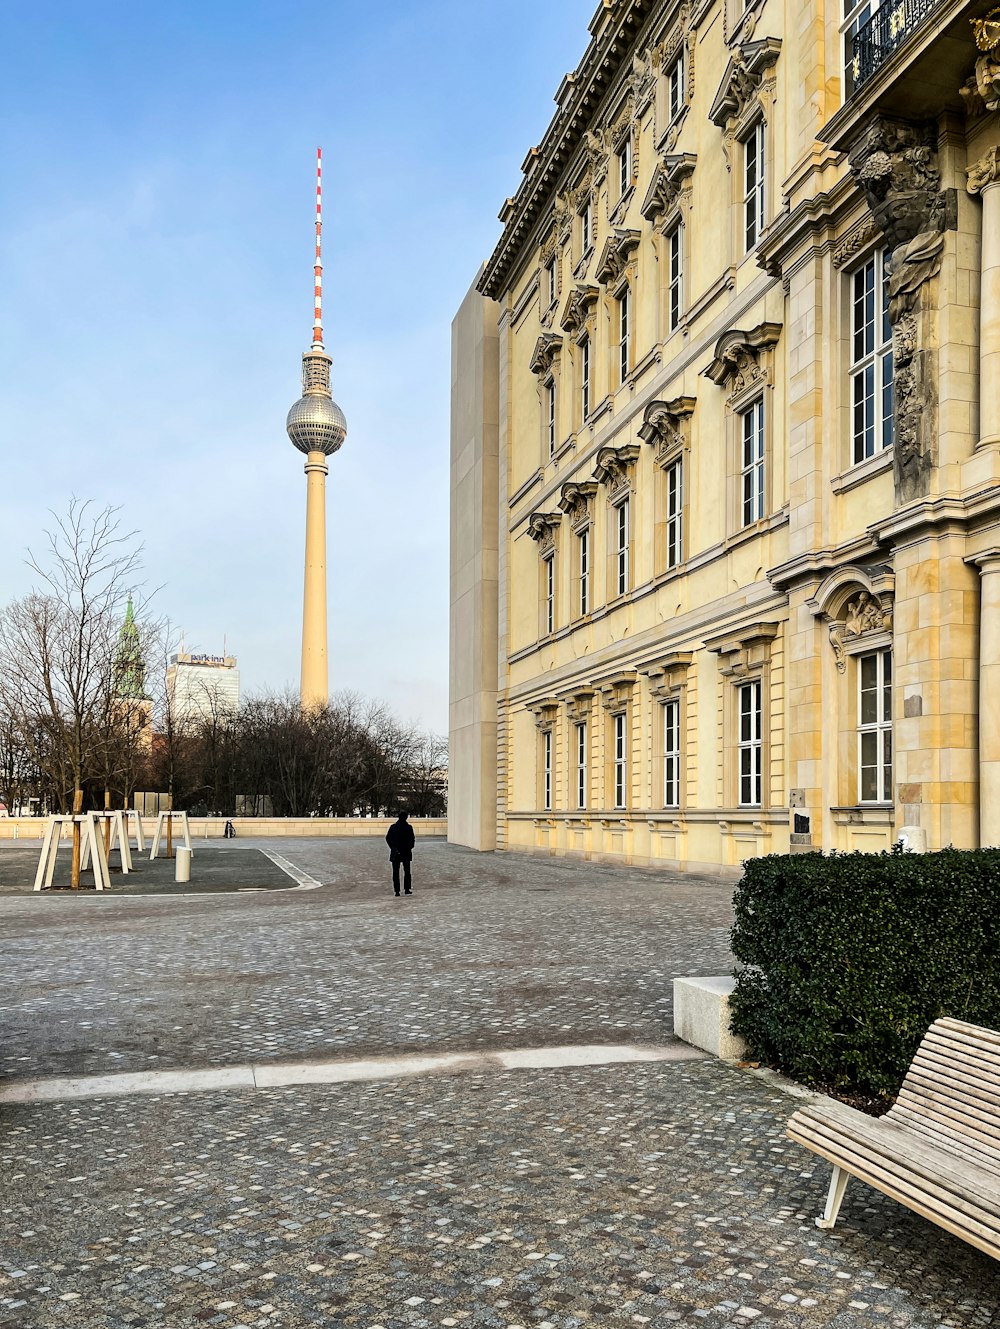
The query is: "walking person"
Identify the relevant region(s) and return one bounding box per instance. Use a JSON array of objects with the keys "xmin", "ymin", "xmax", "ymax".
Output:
[{"xmin": 385, "ymin": 810, "xmax": 416, "ymax": 896}]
